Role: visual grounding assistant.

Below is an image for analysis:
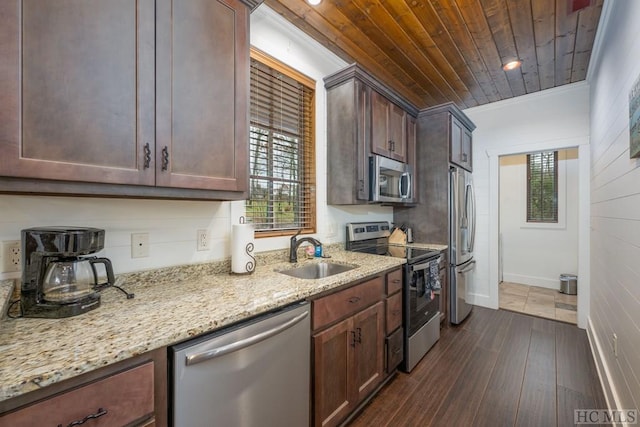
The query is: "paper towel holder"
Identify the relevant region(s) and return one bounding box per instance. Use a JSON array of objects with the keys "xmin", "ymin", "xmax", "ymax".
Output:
[{"xmin": 231, "ymin": 216, "xmax": 256, "ymax": 275}]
